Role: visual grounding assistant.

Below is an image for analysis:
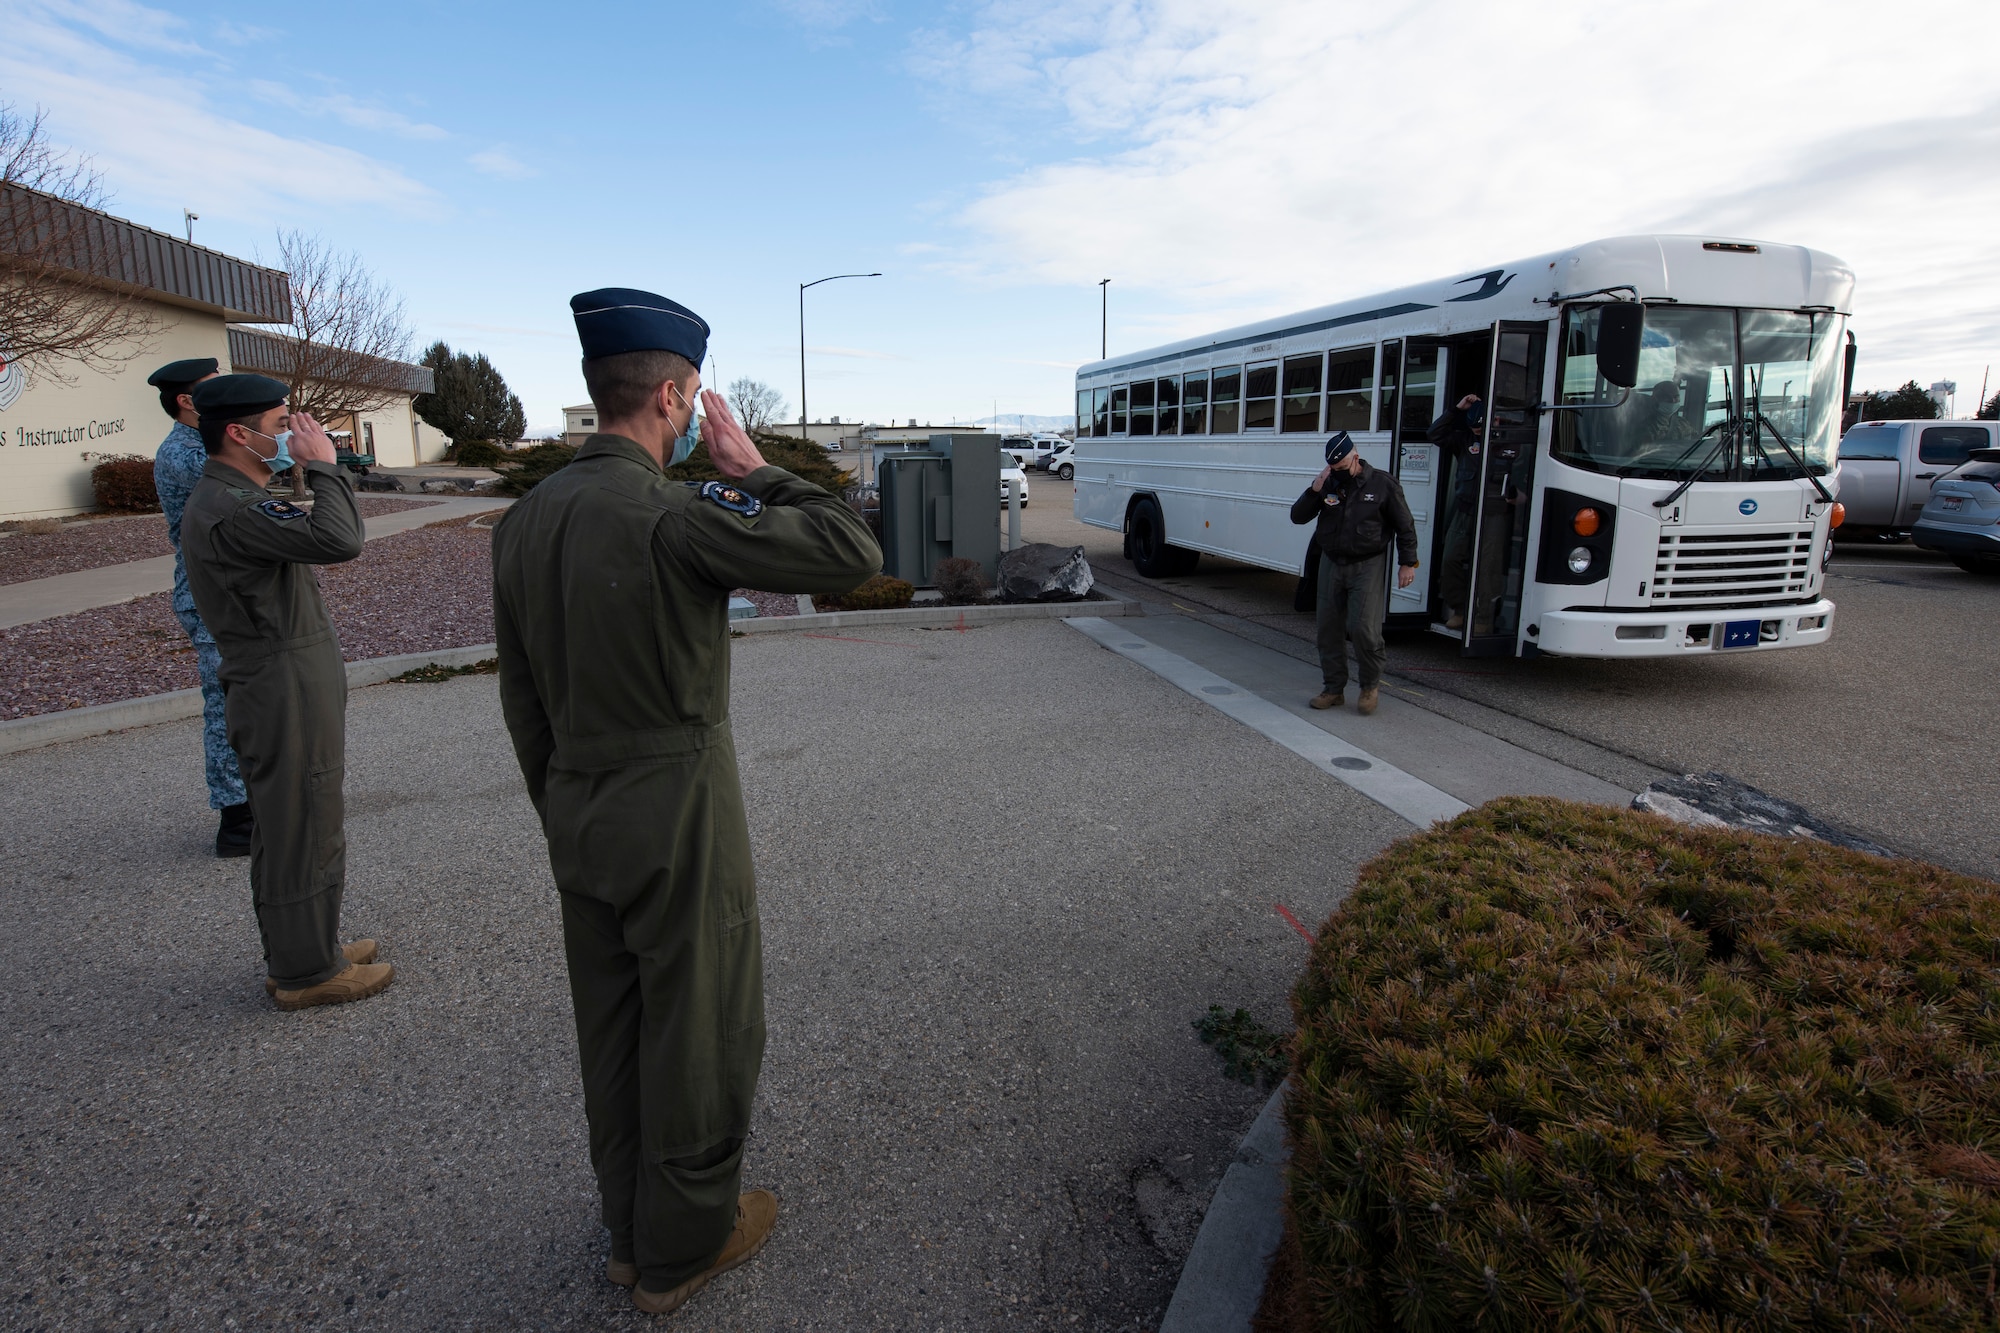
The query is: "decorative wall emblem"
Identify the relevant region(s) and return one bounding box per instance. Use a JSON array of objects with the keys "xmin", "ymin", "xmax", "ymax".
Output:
[{"xmin": 0, "ymin": 352, "xmax": 21, "ymax": 412}]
